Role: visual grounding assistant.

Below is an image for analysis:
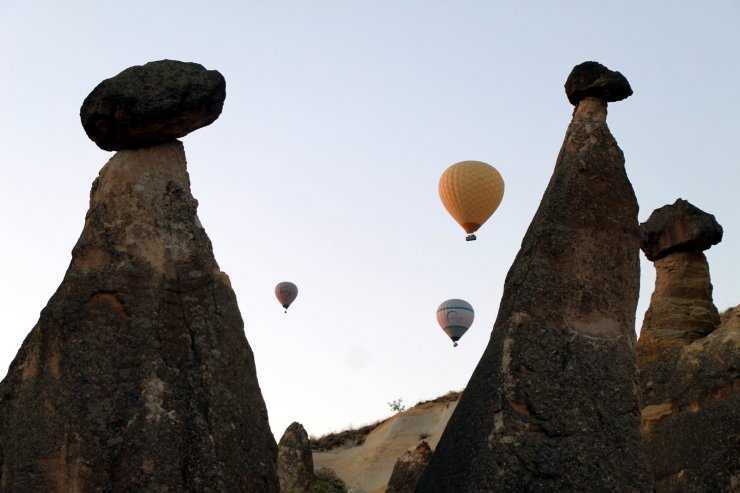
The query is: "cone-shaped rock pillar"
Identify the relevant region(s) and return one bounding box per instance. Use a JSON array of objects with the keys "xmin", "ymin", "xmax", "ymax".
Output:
[
  {"xmin": 0, "ymin": 142, "xmax": 278, "ymax": 492},
  {"xmin": 415, "ymin": 62, "xmax": 652, "ymax": 492}
]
